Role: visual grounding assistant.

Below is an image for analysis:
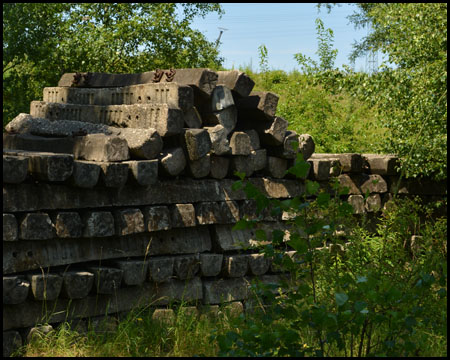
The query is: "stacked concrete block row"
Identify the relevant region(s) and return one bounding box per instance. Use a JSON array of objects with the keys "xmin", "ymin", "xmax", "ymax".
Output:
[{"xmin": 3, "ymin": 68, "xmax": 447, "ymax": 356}]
